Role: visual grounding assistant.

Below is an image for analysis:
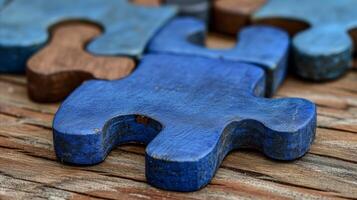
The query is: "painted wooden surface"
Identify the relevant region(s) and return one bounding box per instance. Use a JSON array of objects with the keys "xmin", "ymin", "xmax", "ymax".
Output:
[
  {"xmin": 165, "ymin": 0, "xmax": 211, "ymax": 22},
  {"xmin": 148, "ymin": 18, "xmax": 289, "ymax": 96},
  {"xmin": 27, "ymin": 22, "xmax": 135, "ymax": 103},
  {"xmin": 212, "ymin": 0, "xmax": 266, "ymax": 35},
  {"xmin": 0, "ymin": 0, "xmax": 176, "ymax": 73},
  {"xmin": 0, "ymin": 59, "xmax": 356, "ymax": 198},
  {"xmin": 0, "ymin": 0, "xmax": 11, "ymax": 10},
  {"xmin": 132, "ymin": 0, "xmax": 210, "ymax": 21},
  {"xmin": 253, "ymin": 0, "xmax": 357, "ymax": 81},
  {"xmin": 0, "ymin": 32, "xmax": 356, "ymax": 199},
  {"xmin": 53, "ymin": 54, "xmax": 316, "ymax": 192}
]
